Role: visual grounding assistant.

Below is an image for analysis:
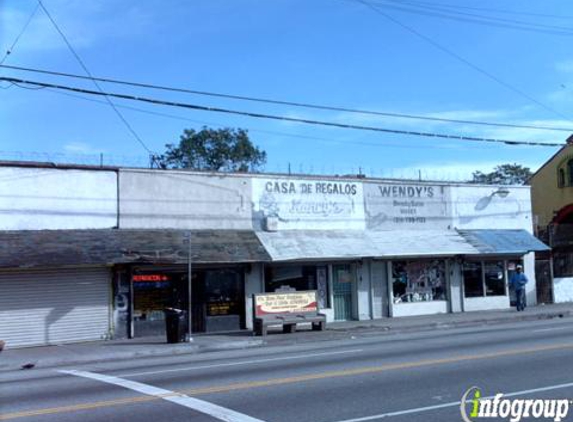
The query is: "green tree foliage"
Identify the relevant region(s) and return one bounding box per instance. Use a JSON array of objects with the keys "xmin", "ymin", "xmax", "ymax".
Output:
[
  {"xmin": 158, "ymin": 127, "xmax": 266, "ymax": 172},
  {"xmin": 471, "ymin": 163, "xmax": 532, "ymax": 185}
]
